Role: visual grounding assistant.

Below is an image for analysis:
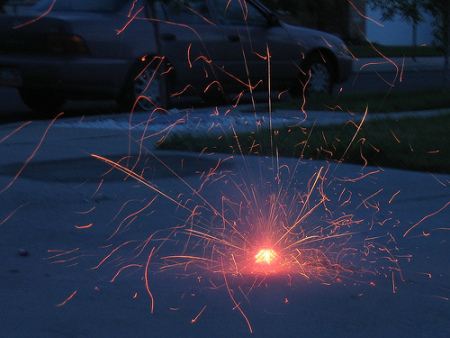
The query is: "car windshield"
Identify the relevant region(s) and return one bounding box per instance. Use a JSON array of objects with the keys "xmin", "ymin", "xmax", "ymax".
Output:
[{"xmin": 32, "ymin": 0, "xmax": 128, "ymax": 13}]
